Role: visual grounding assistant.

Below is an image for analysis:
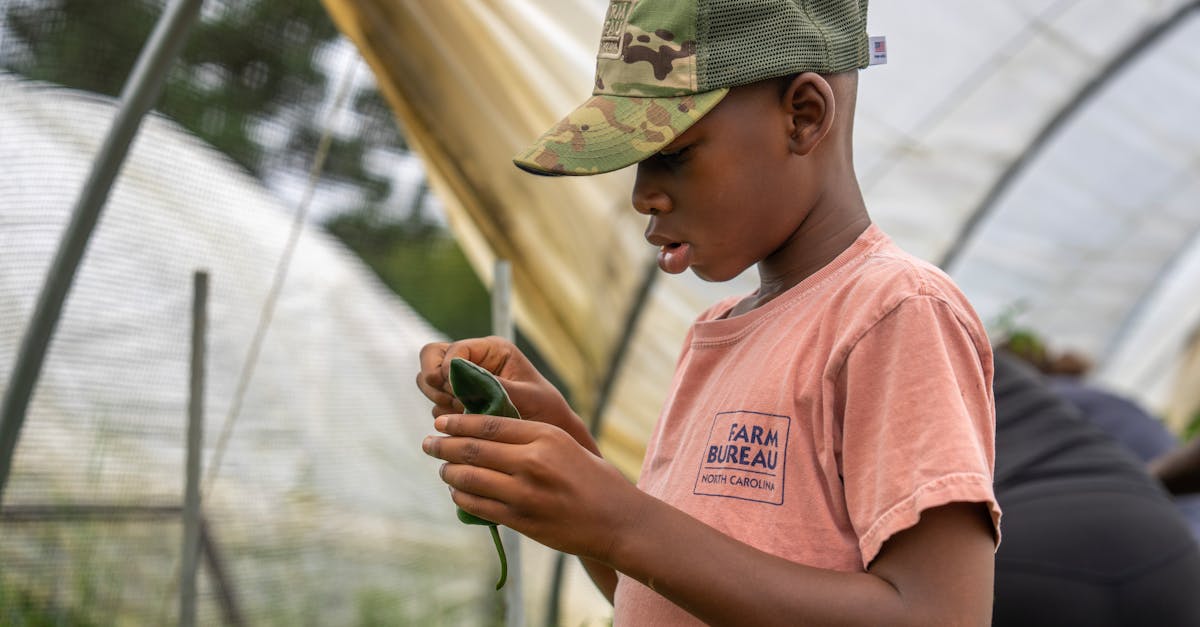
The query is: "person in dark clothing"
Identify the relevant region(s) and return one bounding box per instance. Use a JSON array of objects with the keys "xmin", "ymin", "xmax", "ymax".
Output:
[
  {"xmin": 1051, "ymin": 379, "xmax": 1200, "ymax": 541},
  {"xmin": 1000, "ymin": 331, "xmax": 1200, "ymax": 539},
  {"xmin": 1051, "ymin": 378, "xmax": 1181, "ymax": 463},
  {"xmin": 992, "ymin": 349, "xmax": 1200, "ymax": 626}
]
